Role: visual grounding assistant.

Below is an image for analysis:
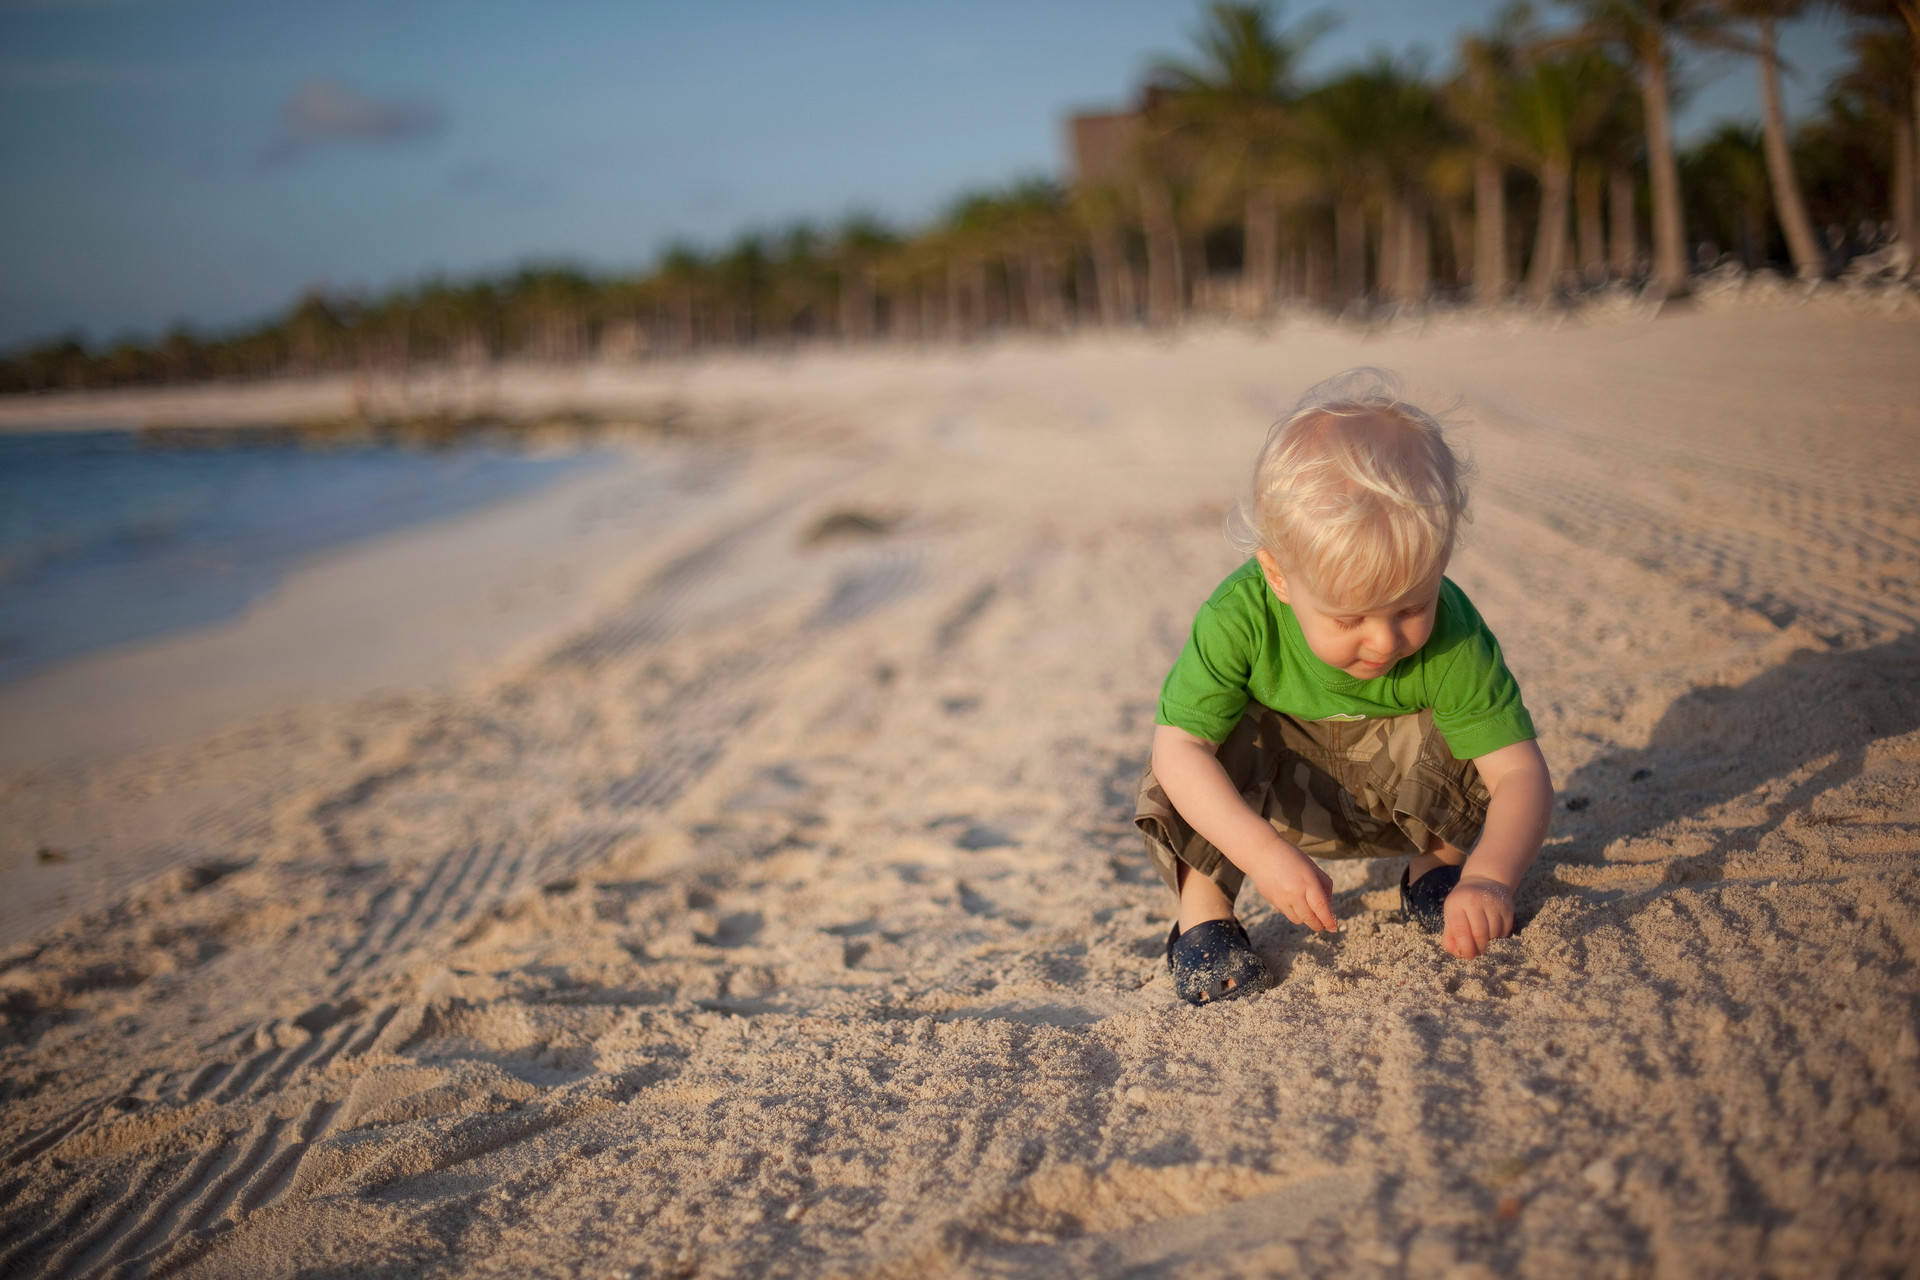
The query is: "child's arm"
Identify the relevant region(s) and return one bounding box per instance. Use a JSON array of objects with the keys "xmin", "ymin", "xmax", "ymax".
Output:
[
  {"xmin": 1150, "ymin": 724, "xmax": 1340, "ymax": 933},
  {"xmin": 1445, "ymin": 738, "xmax": 1554, "ymax": 959}
]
